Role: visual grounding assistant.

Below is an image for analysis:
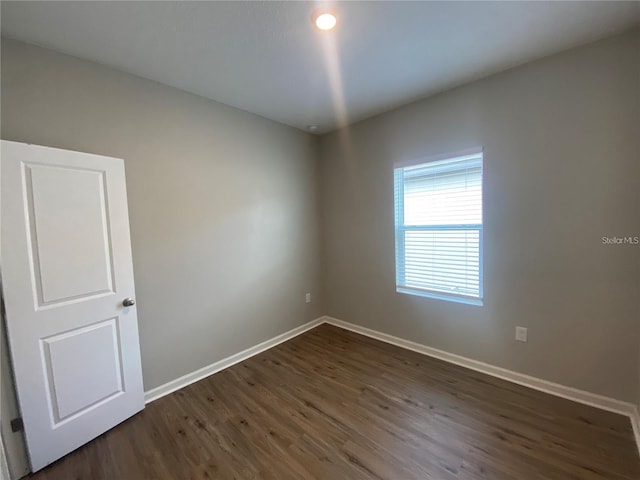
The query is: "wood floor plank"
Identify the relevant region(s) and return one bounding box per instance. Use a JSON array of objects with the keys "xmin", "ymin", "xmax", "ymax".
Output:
[{"xmin": 29, "ymin": 324, "xmax": 640, "ymax": 479}]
